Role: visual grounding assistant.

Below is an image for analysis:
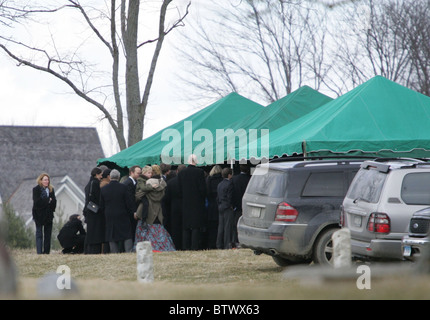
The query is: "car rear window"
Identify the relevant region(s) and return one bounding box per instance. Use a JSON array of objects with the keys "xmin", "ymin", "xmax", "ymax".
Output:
[
  {"xmin": 302, "ymin": 172, "xmax": 344, "ymax": 197},
  {"xmin": 401, "ymin": 172, "xmax": 430, "ymax": 205},
  {"xmin": 247, "ymin": 169, "xmax": 287, "ymax": 198},
  {"xmin": 346, "ymin": 168, "xmax": 386, "ymax": 203}
]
